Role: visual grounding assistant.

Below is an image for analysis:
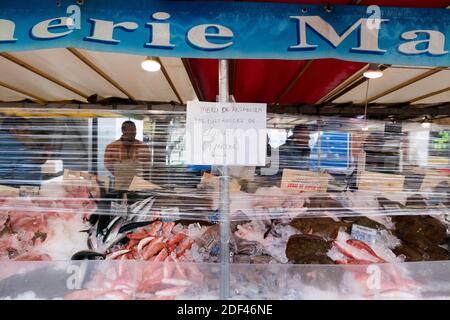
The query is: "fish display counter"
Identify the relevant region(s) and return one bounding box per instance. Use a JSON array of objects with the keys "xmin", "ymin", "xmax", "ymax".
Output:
[{"xmin": 1, "ymin": 110, "xmax": 450, "ymax": 299}]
